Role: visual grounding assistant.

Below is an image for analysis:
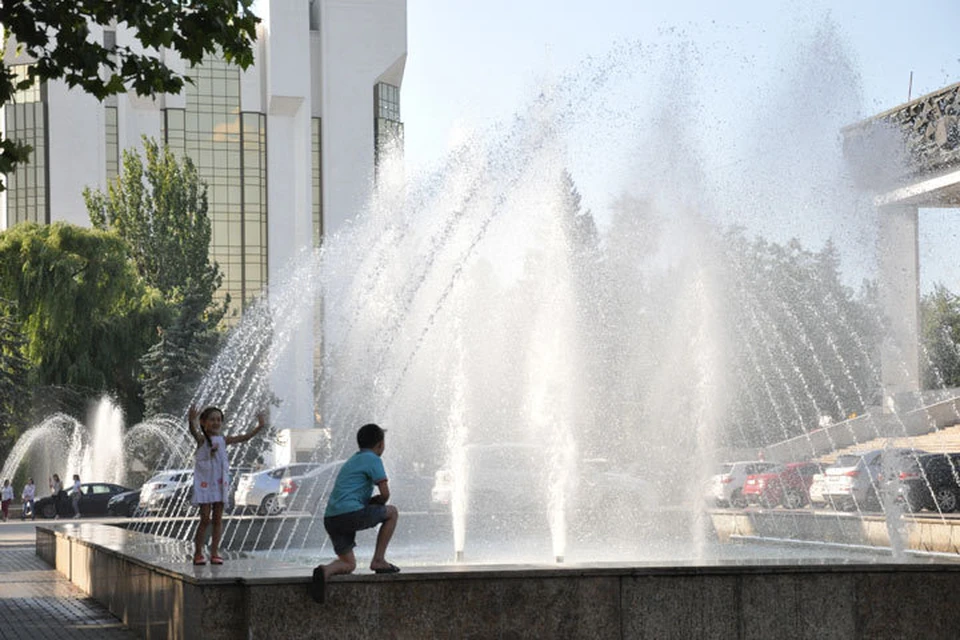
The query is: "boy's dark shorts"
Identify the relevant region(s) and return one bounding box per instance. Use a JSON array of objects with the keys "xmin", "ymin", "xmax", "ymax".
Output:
[{"xmin": 324, "ymin": 505, "xmax": 388, "ymax": 555}]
